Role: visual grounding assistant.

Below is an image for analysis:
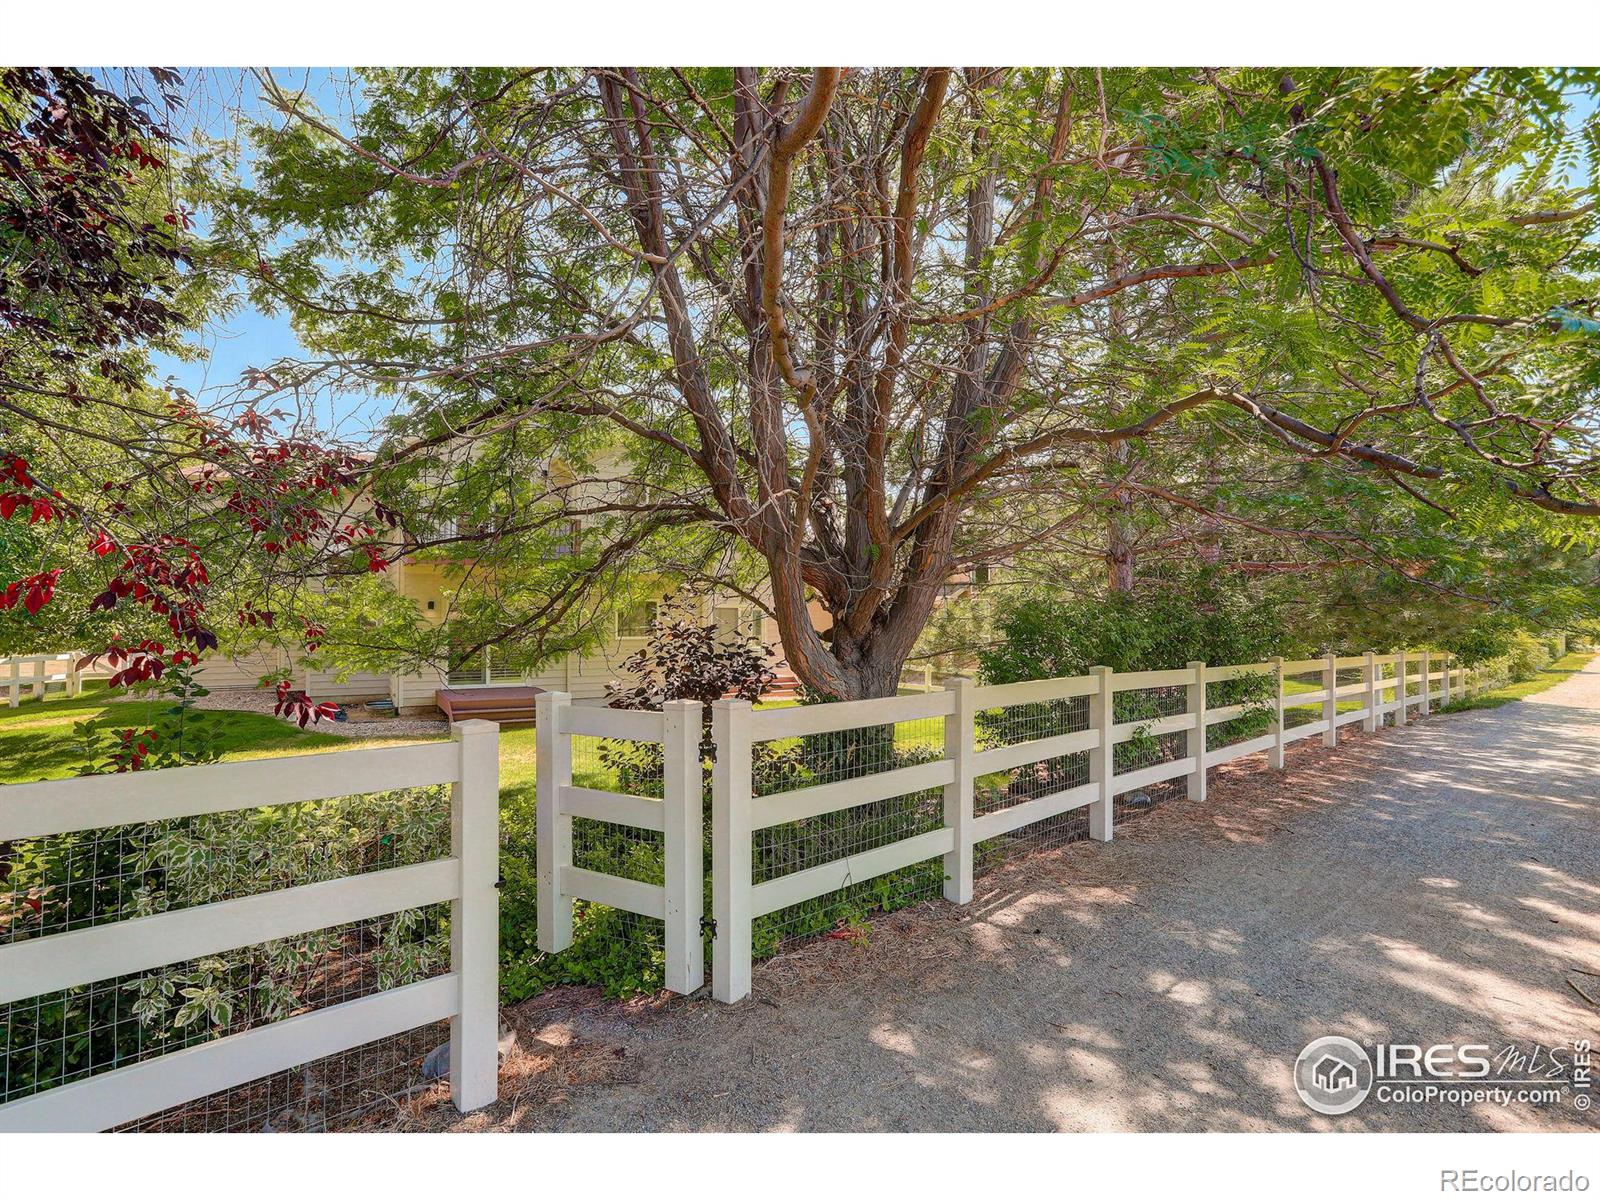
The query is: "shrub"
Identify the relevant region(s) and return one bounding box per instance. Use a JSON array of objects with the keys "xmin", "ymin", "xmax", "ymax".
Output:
[
  {"xmin": 1500, "ymin": 630, "xmax": 1552, "ymax": 683},
  {"xmin": 979, "ymin": 575, "xmax": 1281, "ymax": 752},
  {"xmin": 978, "ymin": 572, "xmax": 1285, "ymax": 683},
  {"xmin": 1440, "ymin": 615, "xmax": 1521, "ymax": 667}
]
